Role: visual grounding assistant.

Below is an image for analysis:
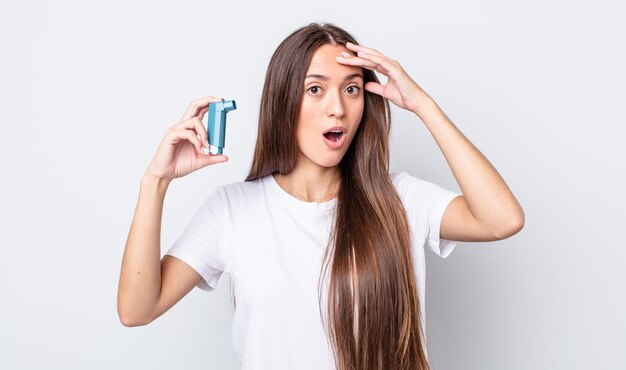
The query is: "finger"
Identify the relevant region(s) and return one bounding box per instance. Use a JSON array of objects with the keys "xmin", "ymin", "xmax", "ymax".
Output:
[
  {"xmin": 337, "ymin": 51, "xmax": 391, "ymax": 74},
  {"xmin": 168, "ymin": 127, "xmax": 203, "ymax": 154},
  {"xmin": 181, "ymin": 96, "xmax": 223, "ymax": 122},
  {"xmin": 183, "ymin": 116, "xmax": 209, "ymax": 147},
  {"xmin": 195, "ymin": 117, "xmax": 209, "ymax": 148},
  {"xmin": 354, "ymin": 52, "xmax": 399, "ymax": 78},
  {"xmin": 345, "ymin": 42, "xmax": 385, "ymax": 58},
  {"xmin": 364, "ymin": 81, "xmax": 385, "ymax": 96},
  {"xmin": 174, "ymin": 115, "xmax": 205, "ymax": 142},
  {"xmin": 197, "ymin": 106, "xmax": 209, "ymax": 121},
  {"xmin": 181, "ymin": 96, "xmax": 221, "ymax": 122},
  {"xmin": 336, "ymin": 54, "xmax": 379, "ymax": 71},
  {"xmin": 340, "ymin": 51, "xmax": 357, "ymax": 58},
  {"xmin": 196, "ymin": 154, "xmax": 229, "ymax": 168}
]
